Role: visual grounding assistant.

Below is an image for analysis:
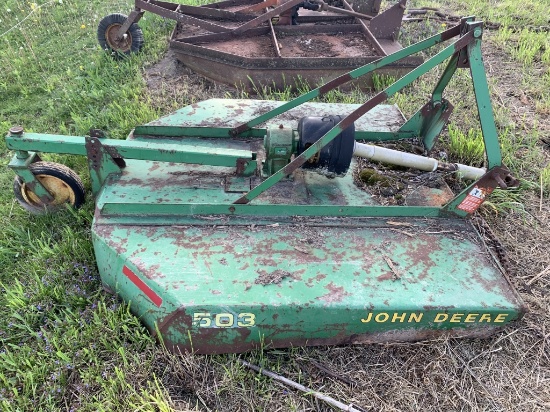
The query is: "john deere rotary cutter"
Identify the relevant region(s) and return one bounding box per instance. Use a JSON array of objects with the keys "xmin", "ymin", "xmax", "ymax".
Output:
[{"xmin": 6, "ymin": 19, "xmax": 525, "ymax": 354}]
